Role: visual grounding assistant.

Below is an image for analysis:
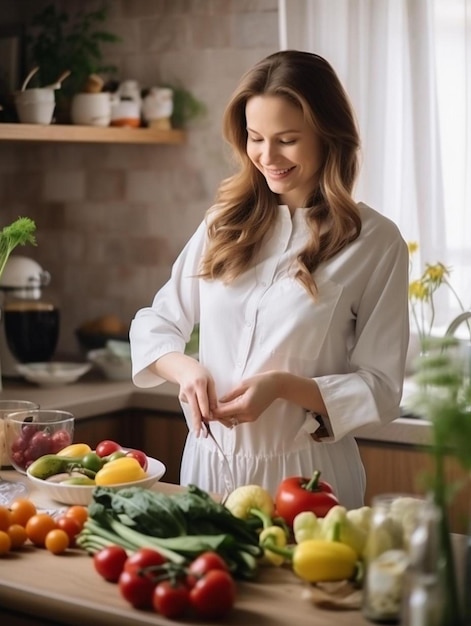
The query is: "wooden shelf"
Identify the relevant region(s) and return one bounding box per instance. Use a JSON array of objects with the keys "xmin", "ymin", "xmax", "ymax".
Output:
[{"xmin": 0, "ymin": 123, "xmax": 186, "ymax": 145}]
